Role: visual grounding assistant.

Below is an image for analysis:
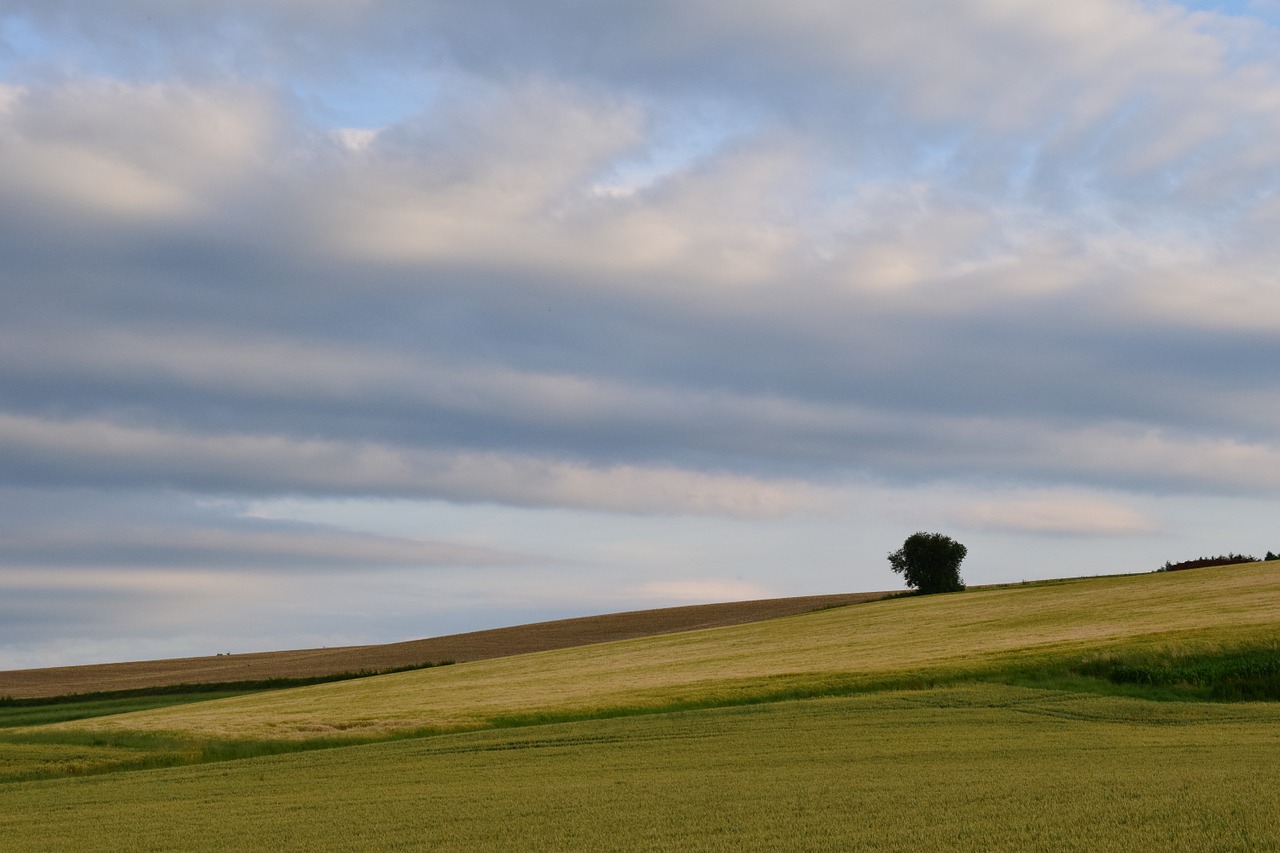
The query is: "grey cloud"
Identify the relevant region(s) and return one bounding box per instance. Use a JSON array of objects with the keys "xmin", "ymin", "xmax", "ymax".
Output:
[
  {"xmin": 11, "ymin": 0, "xmax": 1280, "ymax": 667},
  {"xmin": 3, "ymin": 182, "xmax": 1279, "ymax": 500},
  {"xmin": 0, "ymin": 586, "xmax": 146, "ymax": 644},
  {"xmin": 0, "ymin": 413, "xmax": 827, "ymax": 515},
  {"xmin": 0, "ymin": 526, "xmax": 538, "ymax": 571},
  {"xmin": 0, "ymin": 5, "xmax": 1277, "ymax": 550},
  {"xmin": 9, "ymin": 0, "xmax": 1278, "ymax": 197},
  {"xmin": 0, "ymin": 486, "xmax": 550, "ymax": 574}
]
